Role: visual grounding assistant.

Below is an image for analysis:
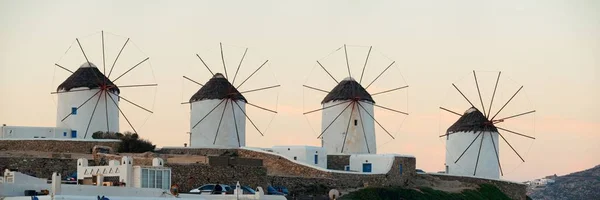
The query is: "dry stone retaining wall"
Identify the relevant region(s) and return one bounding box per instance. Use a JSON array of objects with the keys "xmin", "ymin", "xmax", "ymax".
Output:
[
  {"xmin": 429, "ymin": 174, "xmax": 527, "ymax": 200},
  {"xmin": 327, "ymin": 155, "xmax": 350, "ymax": 170},
  {"xmin": 0, "ymin": 140, "xmax": 120, "ymax": 154},
  {"xmin": 167, "ymin": 163, "xmax": 268, "ymax": 192},
  {"xmin": 0, "ymin": 157, "xmax": 92, "ymax": 179}
]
